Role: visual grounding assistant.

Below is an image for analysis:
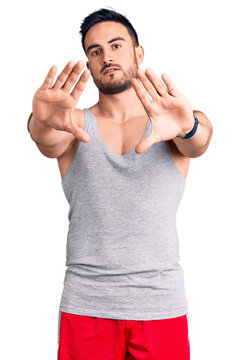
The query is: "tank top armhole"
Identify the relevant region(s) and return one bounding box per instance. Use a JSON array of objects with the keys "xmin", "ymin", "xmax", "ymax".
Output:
[
  {"xmin": 162, "ymin": 141, "xmax": 186, "ymax": 182},
  {"xmin": 82, "ymin": 108, "xmax": 90, "ymax": 132},
  {"xmin": 61, "ymin": 109, "xmax": 90, "ymax": 184}
]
